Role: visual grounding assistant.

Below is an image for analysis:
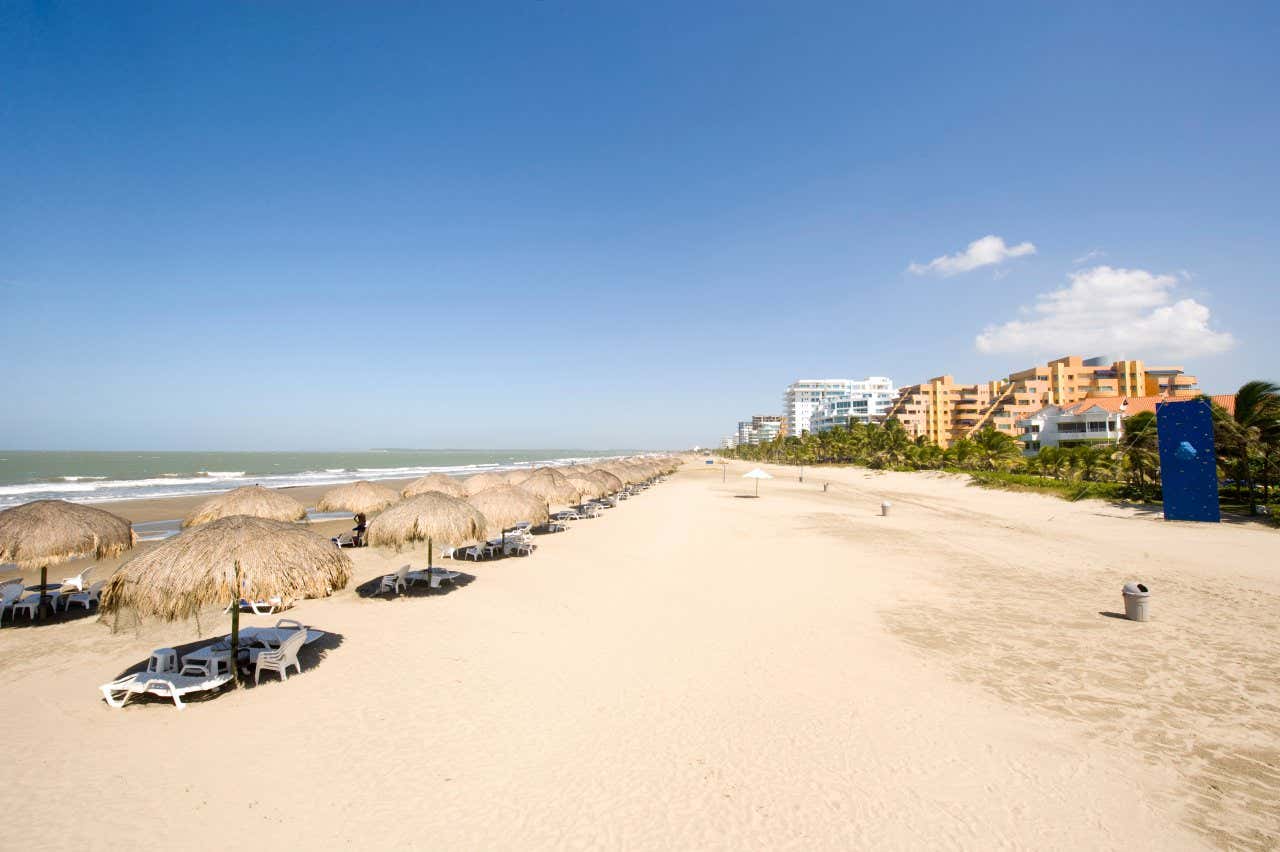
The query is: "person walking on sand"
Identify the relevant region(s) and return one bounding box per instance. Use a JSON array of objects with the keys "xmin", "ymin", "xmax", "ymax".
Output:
[{"xmin": 352, "ymin": 513, "xmax": 368, "ymax": 547}]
